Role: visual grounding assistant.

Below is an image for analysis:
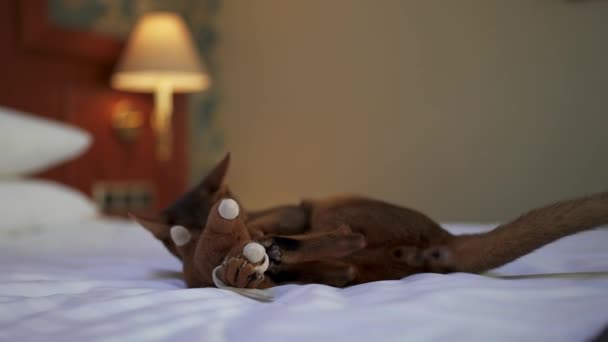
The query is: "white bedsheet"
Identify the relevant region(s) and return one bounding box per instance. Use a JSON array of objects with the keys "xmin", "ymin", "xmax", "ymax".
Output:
[{"xmin": 0, "ymin": 219, "xmax": 606, "ymax": 342}]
